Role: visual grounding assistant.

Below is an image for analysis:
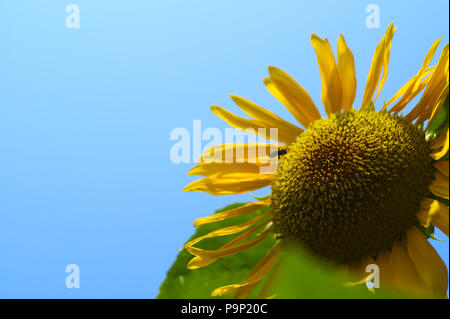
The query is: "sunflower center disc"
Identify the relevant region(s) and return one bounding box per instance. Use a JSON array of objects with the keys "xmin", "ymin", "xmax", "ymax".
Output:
[{"xmin": 271, "ymin": 110, "xmax": 435, "ymax": 264}]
